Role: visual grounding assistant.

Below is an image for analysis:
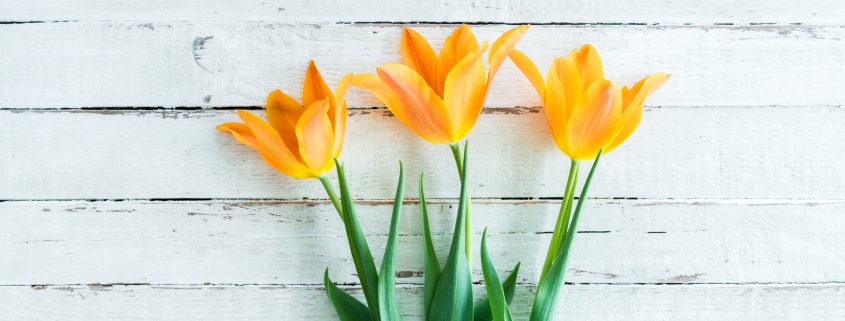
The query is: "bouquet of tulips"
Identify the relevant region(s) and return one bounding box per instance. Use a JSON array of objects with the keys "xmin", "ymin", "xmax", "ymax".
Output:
[{"xmin": 218, "ymin": 24, "xmax": 667, "ymax": 321}]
